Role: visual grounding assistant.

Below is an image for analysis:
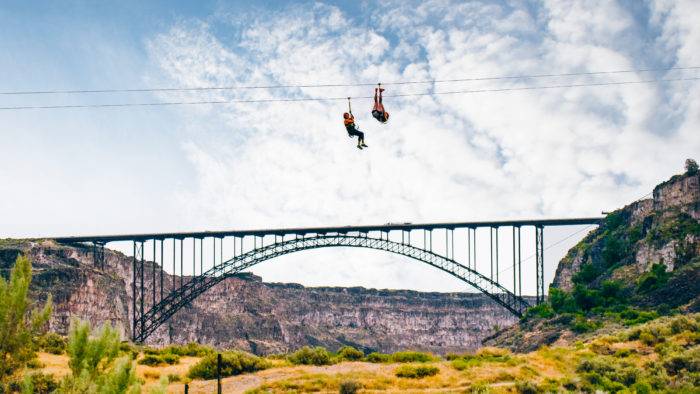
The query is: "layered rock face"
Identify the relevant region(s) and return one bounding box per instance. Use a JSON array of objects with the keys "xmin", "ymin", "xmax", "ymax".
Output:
[
  {"xmin": 551, "ymin": 171, "xmax": 699, "ymax": 311},
  {"xmin": 0, "ymin": 241, "xmax": 521, "ymax": 355},
  {"xmin": 486, "ymin": 171, "xmax": 700, "ymax": 352}
]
